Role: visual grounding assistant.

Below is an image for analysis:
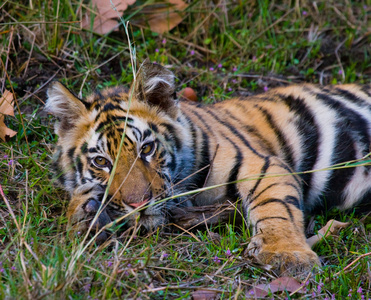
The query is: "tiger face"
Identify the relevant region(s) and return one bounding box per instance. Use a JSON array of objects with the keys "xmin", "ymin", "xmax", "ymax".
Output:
[{"xmin": 46, "ymin": 64, "xmax": 192, "ymax": 232}]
